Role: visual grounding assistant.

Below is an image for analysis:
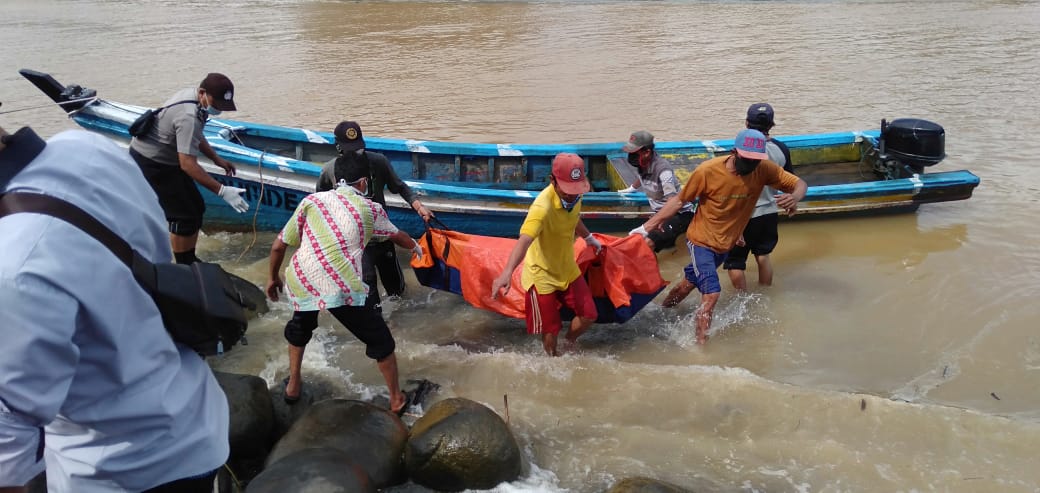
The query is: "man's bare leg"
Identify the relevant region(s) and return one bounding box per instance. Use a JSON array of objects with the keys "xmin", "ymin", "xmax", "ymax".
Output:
[
  {"xmin": 727, "ymin": 269, "xmax": 748, "ymax": 291},
  {"xmin": 695, "ymin": 292, "xmax": 720, "ymax": 345},
  {"xmin": 542, "ymin": 332, "xmax": 560, "ymax": 357},
  {"xmin": 755, "ymin": 254, "xmax": 773, "ymax": 286},
  {"xmin": 286, "ymin": 344, "xmax": 305, "ymax": 399},
  {"xmin": 563, "ymin": 316, "xmax": 595, "ymax": 352},
  {"xmin": 376, "ymin": 353, "xmax": 406, "ymax": 412},
  {"xmin": 663, "ymin": 279, "xmax": 696, "ymax": 308}
]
